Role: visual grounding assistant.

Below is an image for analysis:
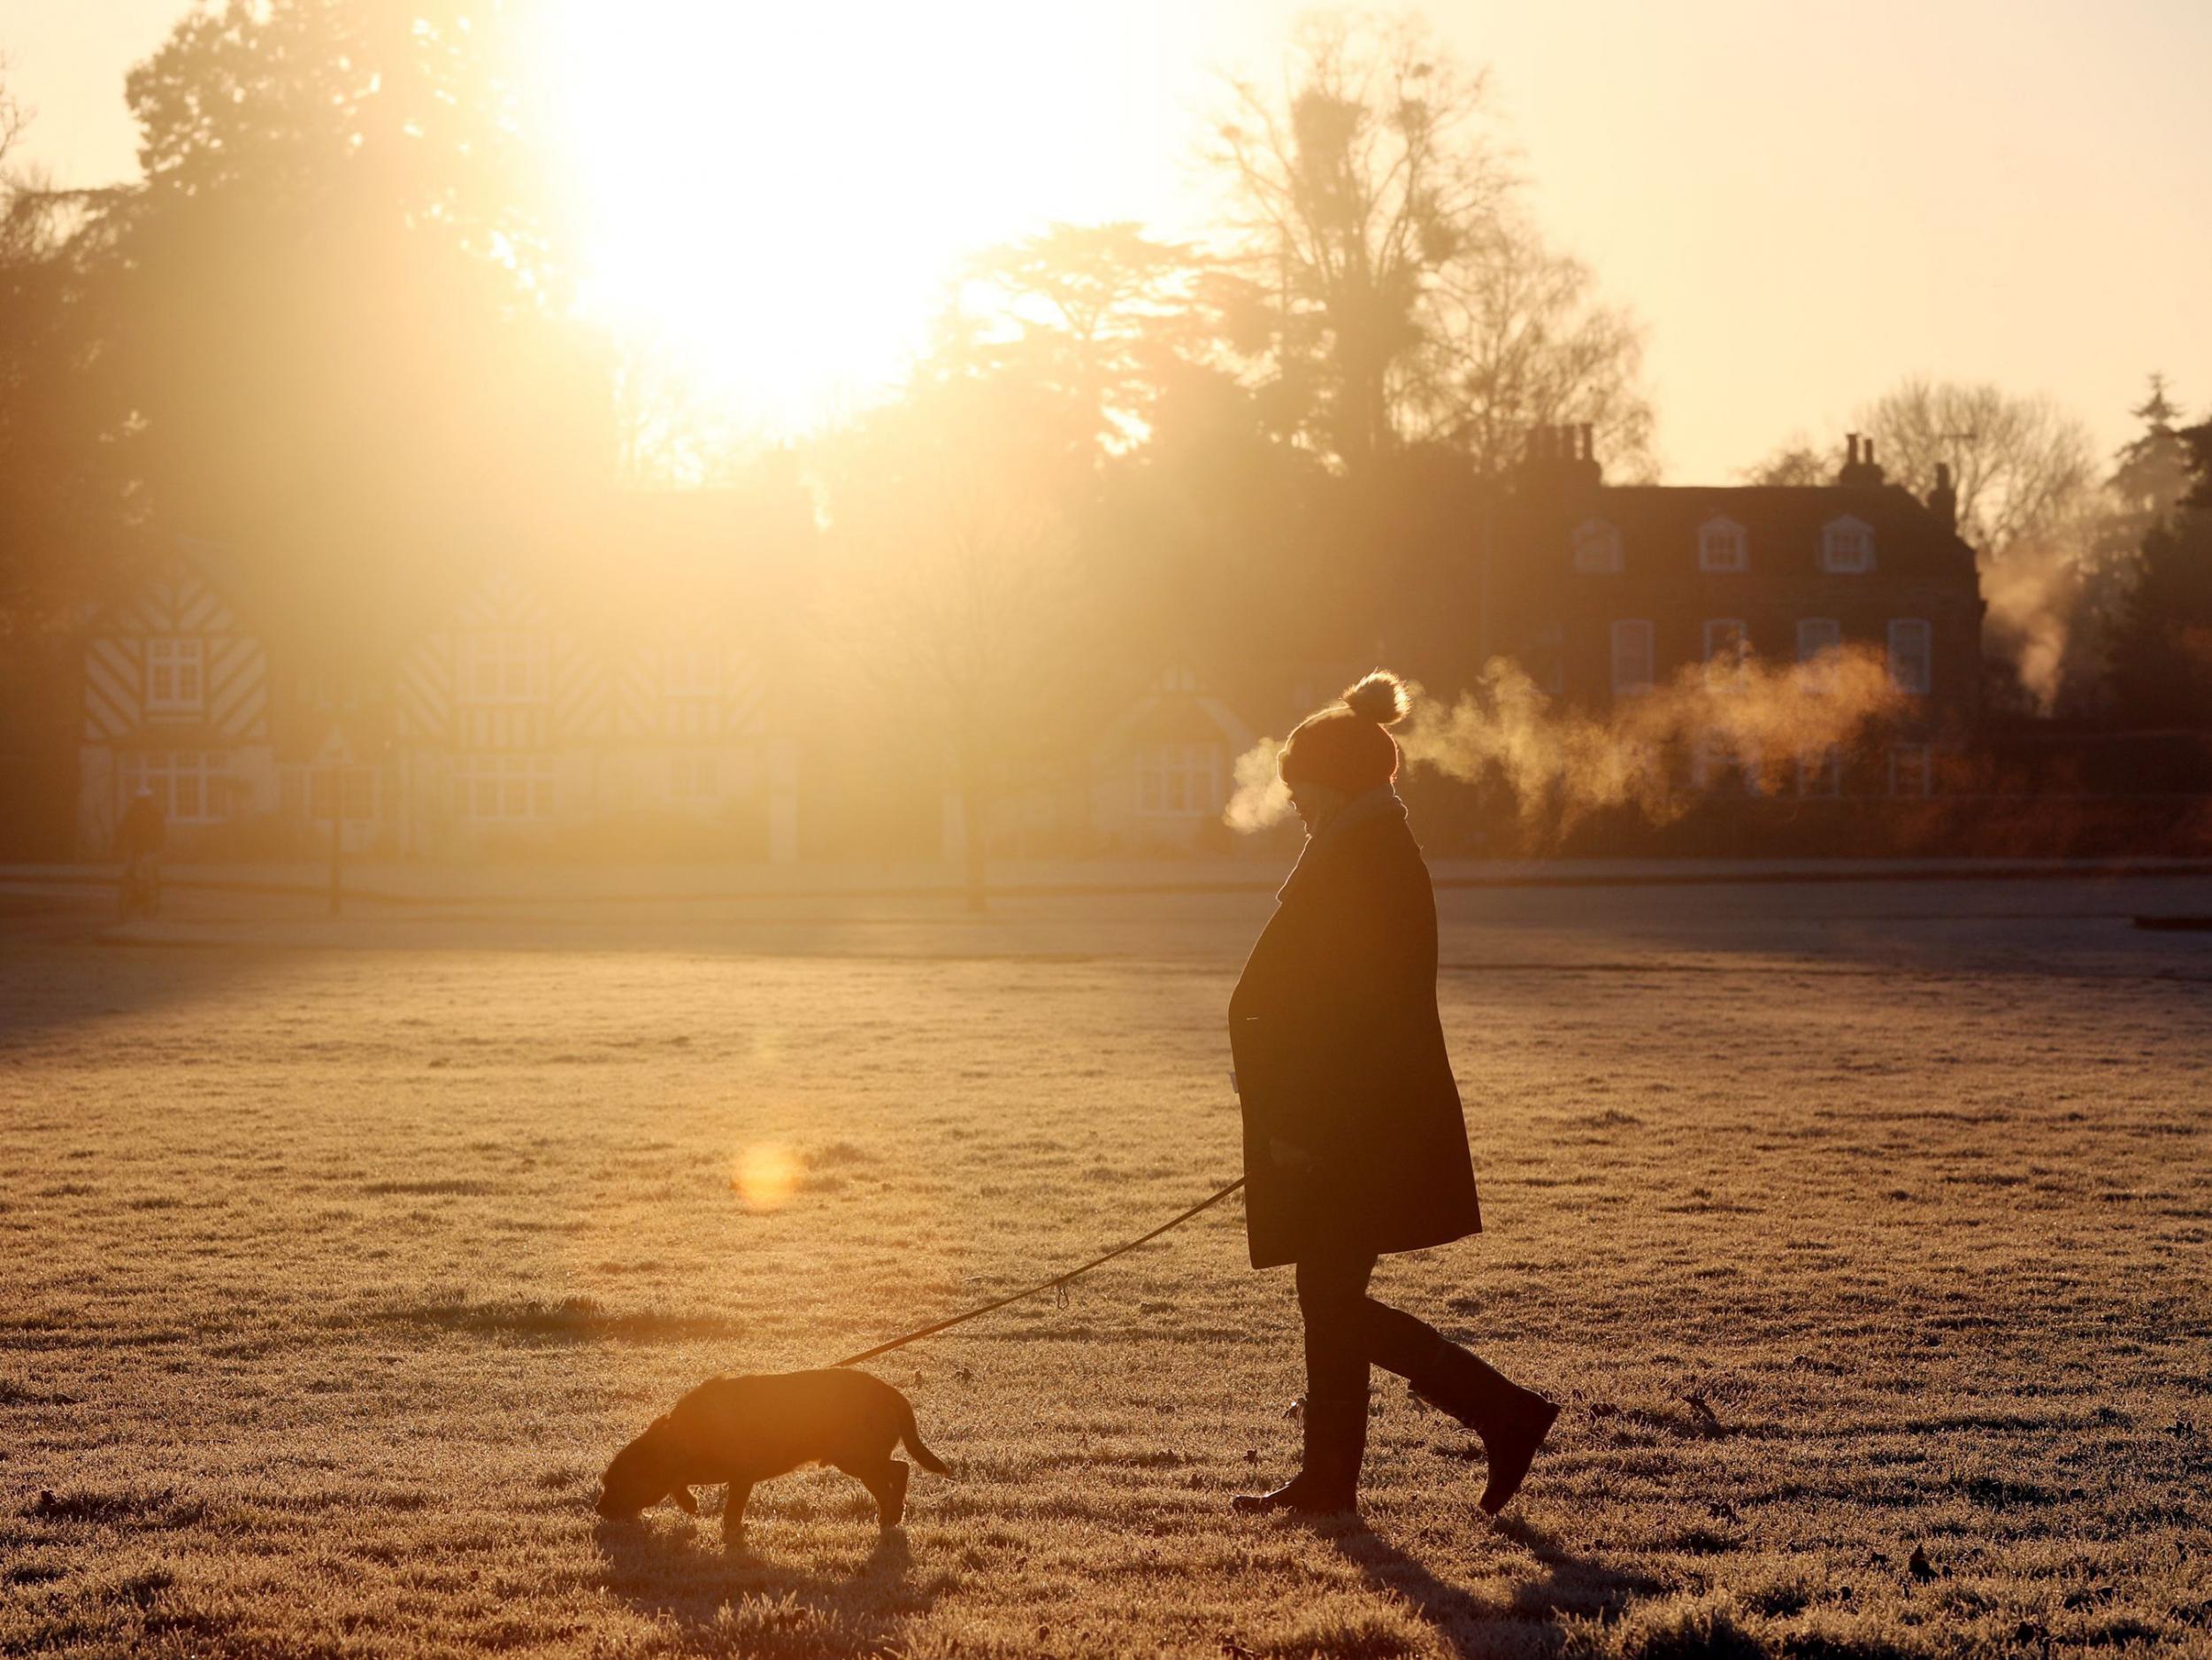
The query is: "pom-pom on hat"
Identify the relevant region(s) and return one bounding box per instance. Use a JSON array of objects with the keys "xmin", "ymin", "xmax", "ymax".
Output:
[{"xmin": 1278, "ymin": 670, "xmax": 1410, "ymax": 795}]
